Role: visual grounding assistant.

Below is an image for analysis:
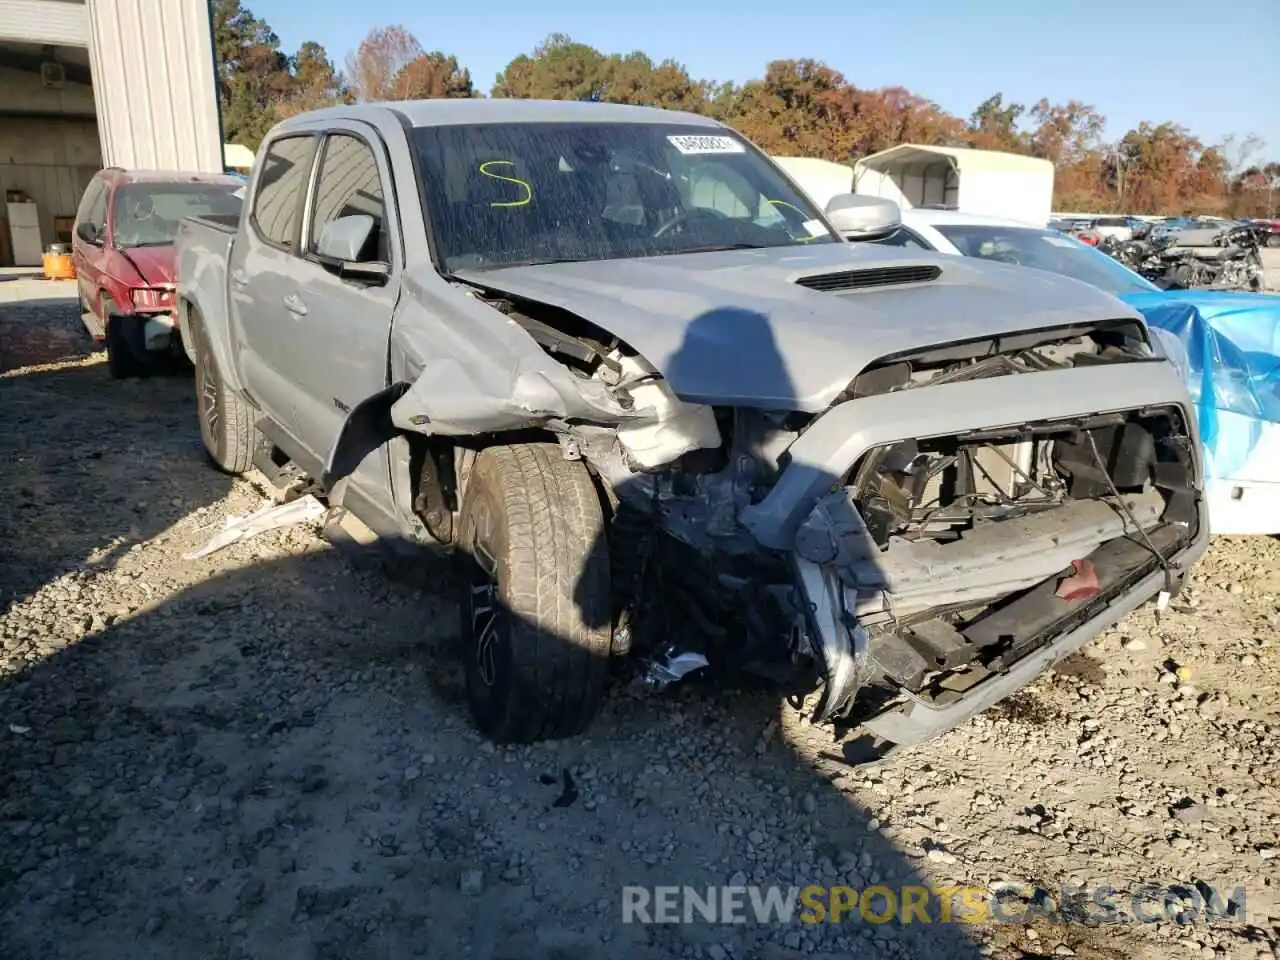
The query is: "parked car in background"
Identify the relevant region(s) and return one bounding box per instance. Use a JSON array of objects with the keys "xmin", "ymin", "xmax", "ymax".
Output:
[
  {"xmin": 1070, "ymin": 224, "xmax": 1102, "ymax": 246},
  {"xmin": 1091, "ymin": 216, "xmax": 1135, "ymax": 242},
  {"xmin": 866, "ymin": 208, "xmax": 1155, "ymax": 294},
  {"xmin": 1150, "ymin": 217, "xmax": 1223, "ymax": 244},
  {"xmin": 72, "ymin": 168, "xmax": 242, "ymax": 378},
  {"xmin": 1246, "ymin": 218, "xmax": 1280, "ymax": 247}
]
